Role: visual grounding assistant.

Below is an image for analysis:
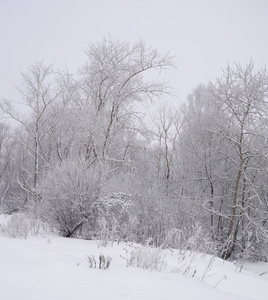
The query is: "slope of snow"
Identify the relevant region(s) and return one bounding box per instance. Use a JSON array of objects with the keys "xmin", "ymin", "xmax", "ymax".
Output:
[{"xmin": 0, "ymin": 233, "xmax": 268, "ymax": 300}]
